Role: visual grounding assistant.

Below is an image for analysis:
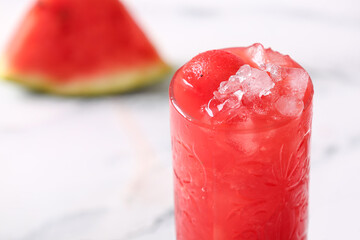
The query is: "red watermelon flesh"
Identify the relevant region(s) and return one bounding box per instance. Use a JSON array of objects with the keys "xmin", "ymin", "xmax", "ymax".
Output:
[{"xmin": 0, "ymin": 0, "xmax": 171, "ymax": 95}]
